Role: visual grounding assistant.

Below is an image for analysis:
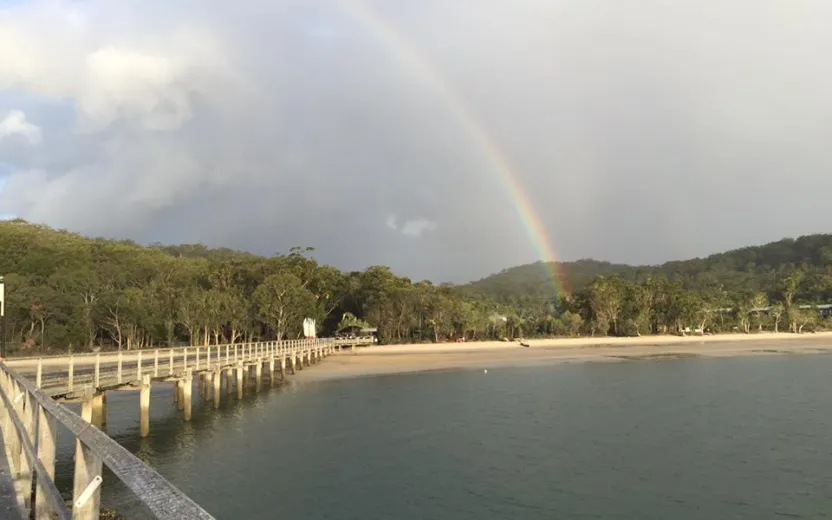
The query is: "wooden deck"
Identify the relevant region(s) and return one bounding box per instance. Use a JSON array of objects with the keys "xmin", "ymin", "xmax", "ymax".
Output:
[
  {"xmin": 0, "ymin": 337, "xmax": 374, "ymax": 519},
  {"xmin": 5, "ymin": 337, "xmax": 374, "ymax": 401}
]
